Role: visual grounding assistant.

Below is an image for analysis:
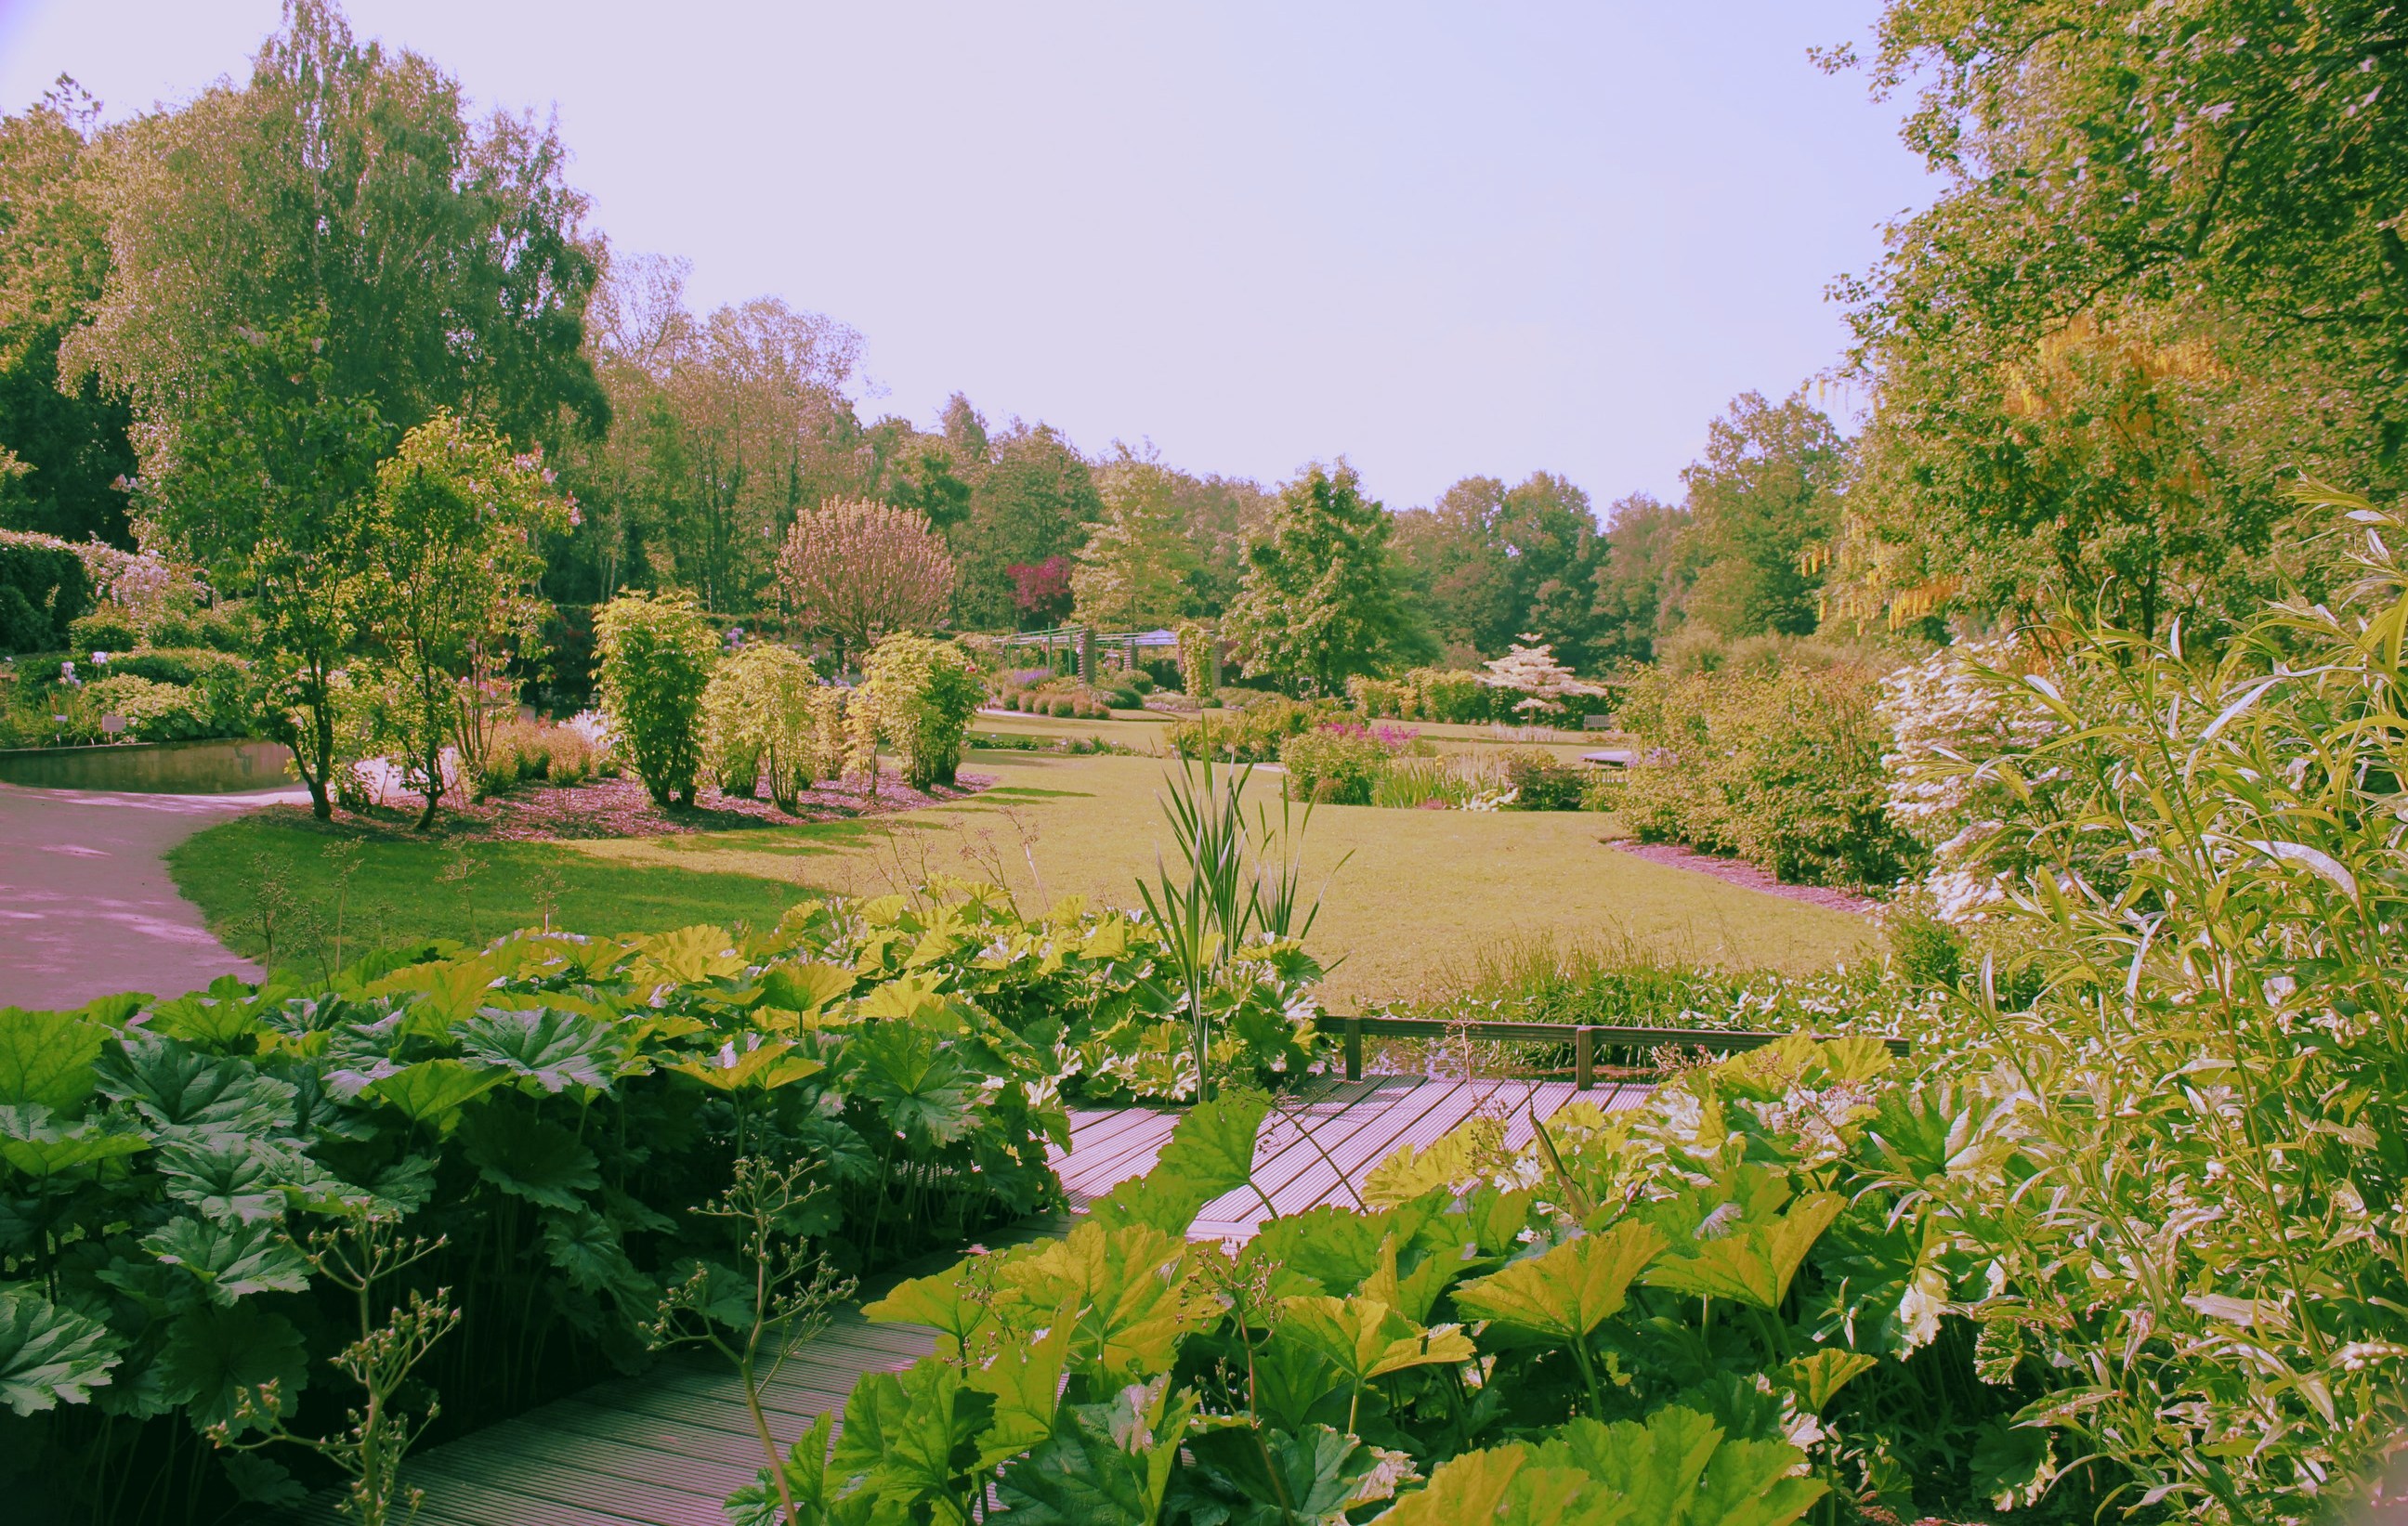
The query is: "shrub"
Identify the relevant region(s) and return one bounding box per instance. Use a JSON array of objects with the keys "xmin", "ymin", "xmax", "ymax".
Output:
[
  {"xmin": 80, "ymin": 672, "xmax": 216, "ymax": 741},
  {"xmin": 150, "ymin": 601, "xmax": 254, "ymax": 654},
  {"xmin": 1174, "ymin": 620, "xmax": 1215, "ymax": 698},
  {"xmin": 1048, "ymin": 695, "xmax": 1075, "ymax": 718},
  {"xmin": 595, "ymin": 592, "xmax": 717, "ymax": 806},
  {"xmin": 1276, "ymin": 725, "xmax": 1392, "ymax": 804},
  {"xmin": 705, "ymin": 643, "xmax": 833, "ymax": 808},
  {"xmin": 1606, "ymin": 661, "xmax": 1920, "ymax": 886},
  {"xmin": 0, "ymin": 534, "xmax": 90, "ymax": 654},
  {"xmin": 862, "ymin": 634, "xmax": 985, "ymax": 790},
  {"xmin": 67, "ymin": 610, "xmax": 139, "ymax": 654},
  {"xmin": 1167, "ymin": 695, "xmax": 1337, "ymax": 763},
  {"xmin": 1500, "ymin": 748, "xmax": 1589, "ymax": 810}
]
